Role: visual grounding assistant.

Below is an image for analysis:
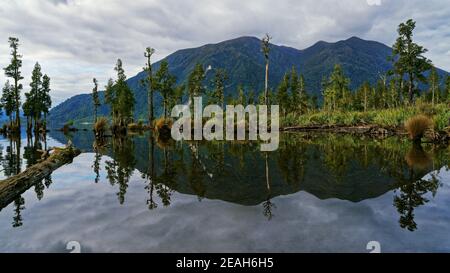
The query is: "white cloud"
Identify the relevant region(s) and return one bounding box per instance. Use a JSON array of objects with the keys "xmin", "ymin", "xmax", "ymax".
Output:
[{"xmin": 0, "ymin": 0, "xmax": 448, "ymax": 106}]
